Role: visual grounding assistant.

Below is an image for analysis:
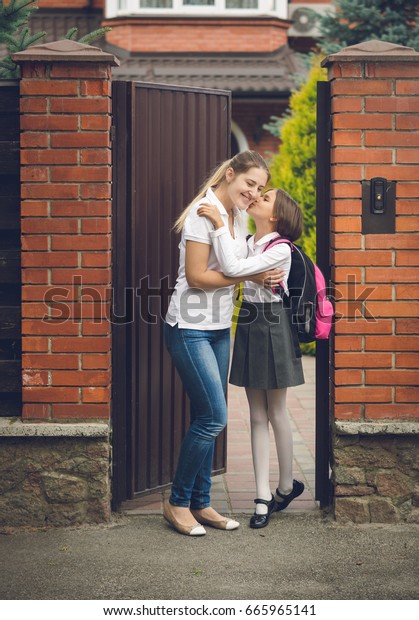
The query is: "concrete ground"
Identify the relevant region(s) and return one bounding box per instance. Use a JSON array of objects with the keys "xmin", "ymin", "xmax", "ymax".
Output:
[{"xmin": 0, "ymin": 511, "xmax": 418, "ymax": 600}]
